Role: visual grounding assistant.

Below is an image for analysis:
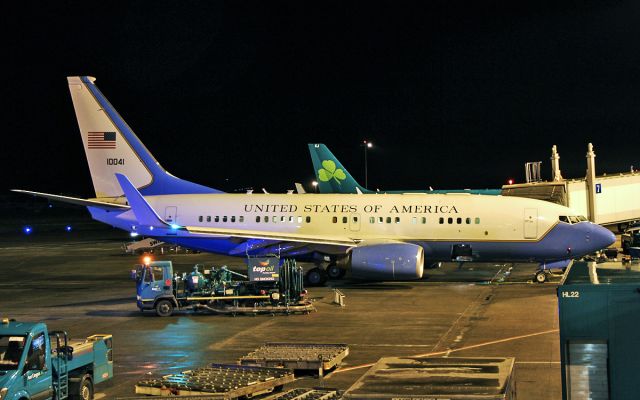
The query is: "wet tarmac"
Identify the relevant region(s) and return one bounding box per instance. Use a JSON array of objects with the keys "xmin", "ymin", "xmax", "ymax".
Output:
[{"xmin": 0, "ymin": 228, "xmax": 562, "ymax": 399}]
